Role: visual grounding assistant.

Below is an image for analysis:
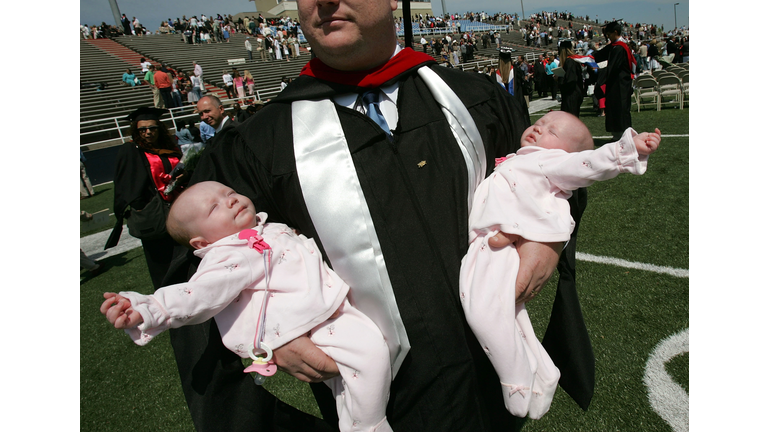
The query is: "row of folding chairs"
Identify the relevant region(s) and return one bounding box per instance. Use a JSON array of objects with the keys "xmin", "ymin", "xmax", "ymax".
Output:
[
  {"xmin": 633, "ymin": 71, "xmax": 688, "ymax": 111},
  {"xmin": 653, "ymin": 66, "xmax": 687, "ymax": 79}
]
